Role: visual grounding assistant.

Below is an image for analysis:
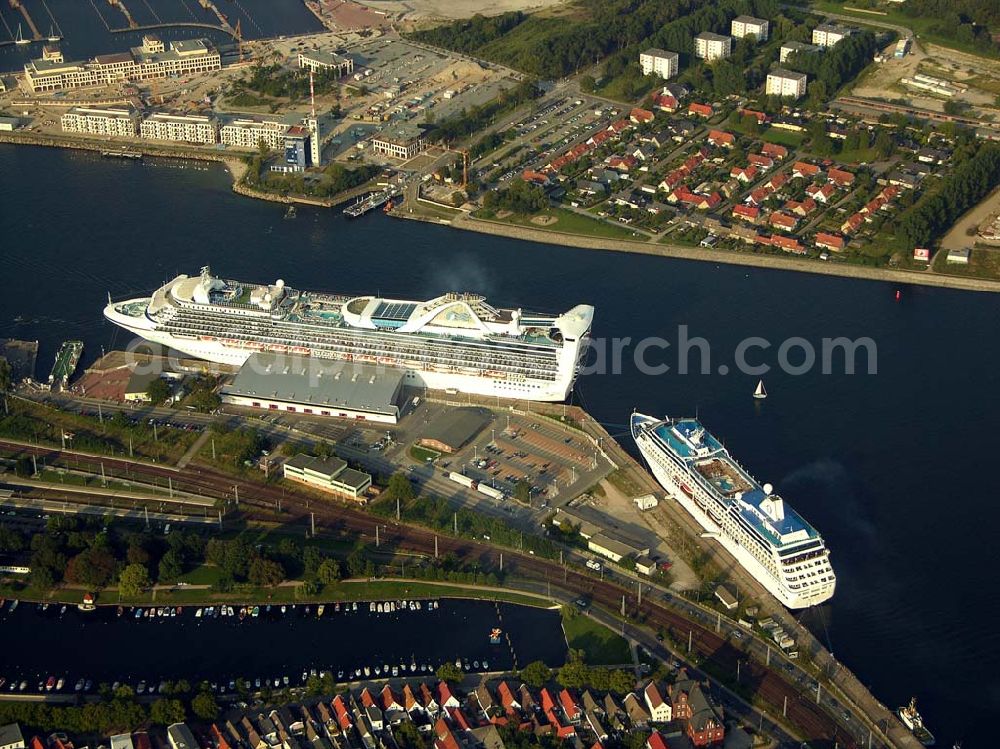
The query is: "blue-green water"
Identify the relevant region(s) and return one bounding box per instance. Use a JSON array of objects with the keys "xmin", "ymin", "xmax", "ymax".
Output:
[{"xmin": 1, "ymin": 144, "xmax": 998, "ymax": 744}]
